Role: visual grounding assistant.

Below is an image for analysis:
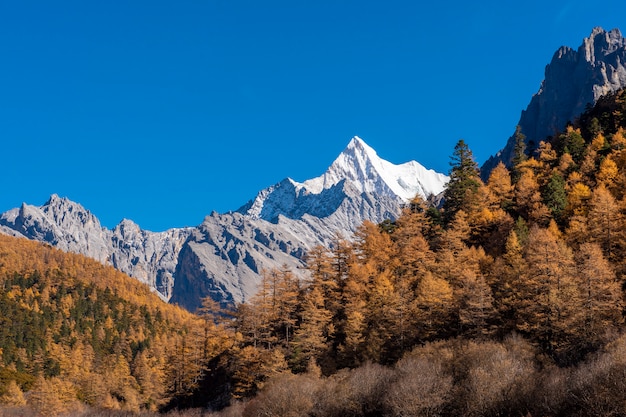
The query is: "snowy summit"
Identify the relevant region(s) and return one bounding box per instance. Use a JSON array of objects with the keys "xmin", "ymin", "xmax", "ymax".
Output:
[
  {"xmin": 239, "ymin": 136, "xmax": 448, "ymax": 223},
  {"xmin": 302, "ymin": 136, "xmax": 448, "ymax": 200}
]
